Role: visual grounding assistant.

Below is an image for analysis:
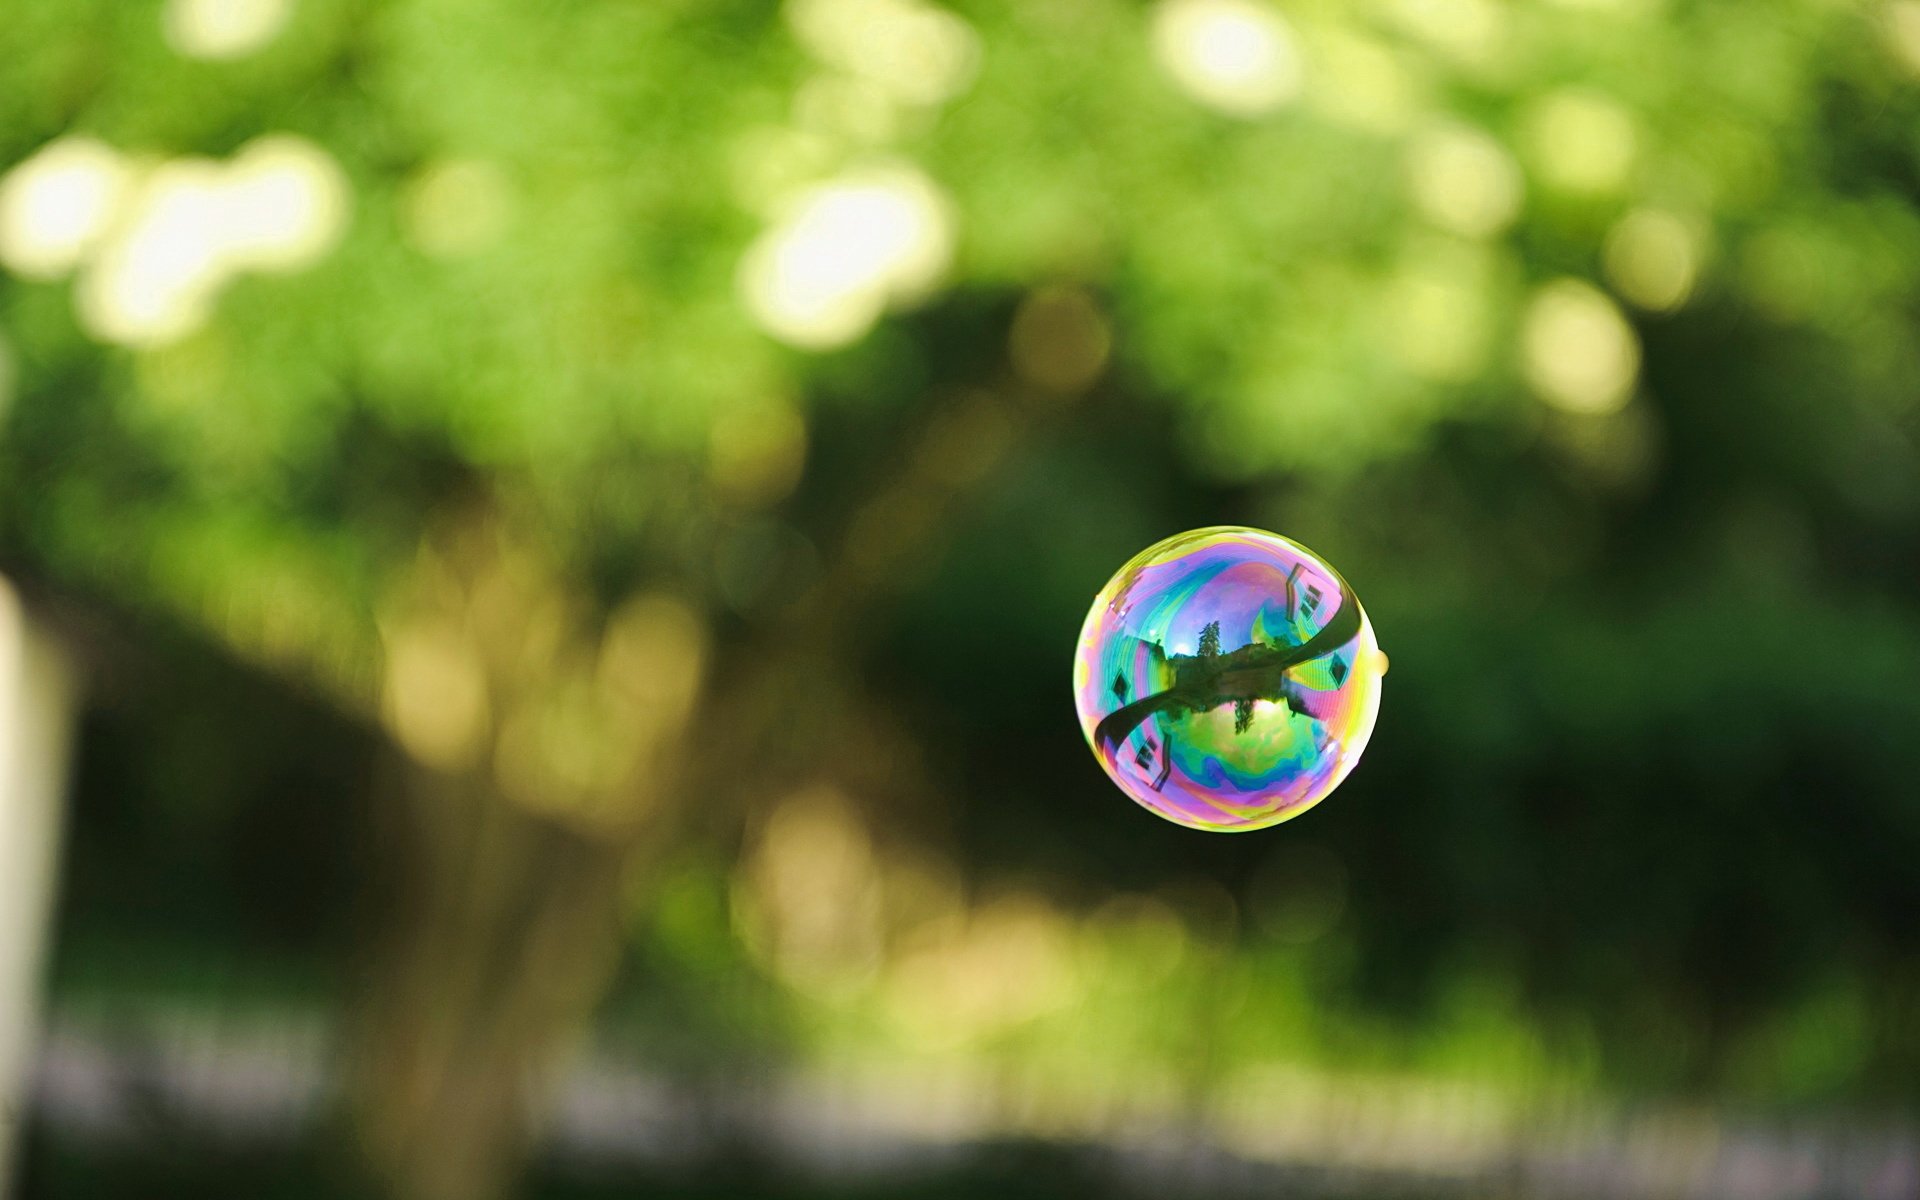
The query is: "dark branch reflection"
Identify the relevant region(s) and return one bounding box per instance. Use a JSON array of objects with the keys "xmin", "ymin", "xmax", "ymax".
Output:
[{"xmin": 1092, "ymin": 572, "xmax": 1363, "ymax": 762}]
